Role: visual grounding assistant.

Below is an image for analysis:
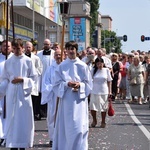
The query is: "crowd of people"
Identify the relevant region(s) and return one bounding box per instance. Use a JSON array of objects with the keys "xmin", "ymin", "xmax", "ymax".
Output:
[{"xmin": 0, "ymin": 38, "xmax": 149, "ymax": 150}]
